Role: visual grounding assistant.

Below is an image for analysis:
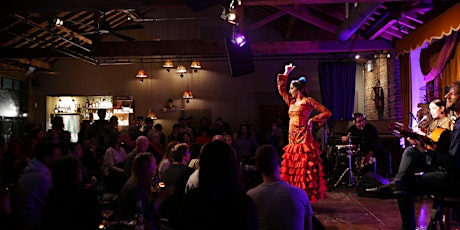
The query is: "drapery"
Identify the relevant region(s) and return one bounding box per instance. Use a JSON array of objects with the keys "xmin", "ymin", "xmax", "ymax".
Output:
[
  {"xmin": 318, "ymin": 62, "xmax": 356, "ymax": 131},
  {"xmin": 422, "ymin": 31, "xmax": 458, "ymax": 83},
  {"xmin": 440, "ymin": 36, "xmax": 460, "ymax": 93}
]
